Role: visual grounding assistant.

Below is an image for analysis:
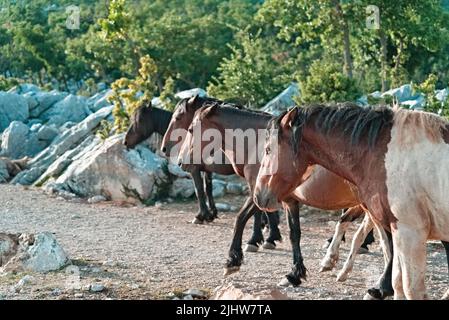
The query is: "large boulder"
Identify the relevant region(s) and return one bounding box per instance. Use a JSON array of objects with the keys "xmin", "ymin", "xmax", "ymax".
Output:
[
  {"xmin": 0, "ymin": 232, "xmax": 69, "ymax": 273},
  {"xmin": 49, "ymin": 134, "xmax": 170, "ymax": 202},
  {"xmin": 30, "ymin": 90, "xmax": 68, "ymax": 118},
  {"xmin": 175, "ymin": 88, "xmax": 207, "ymax": 100},
  {"xmin": 40, "ymin": 94, "xmax": 91, "ymax": 125},
  {"xmin": 169, "ymin": 178, "xmax": 195, "ymax": 198},
  {"xmin": 0, "ymin": 92, "xmax": 29, "ymax": 131},
  {"xmin": 262, "ymin": 83, "xmax": 300, "ymax": 115},
  {"xmin": 7, "ymin": 83, "xmax": 41, "ymax": 95},
  {"xmin": 0, "ymin": 121, "xmax": 53, "ymax": 158},
  {"xmin": 381, "ymin": 84, "xmax": 413, "ymax": 102},
  {"xmin": 11, "ymin": 106, "xmax": 113, "ymax": 185}
]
